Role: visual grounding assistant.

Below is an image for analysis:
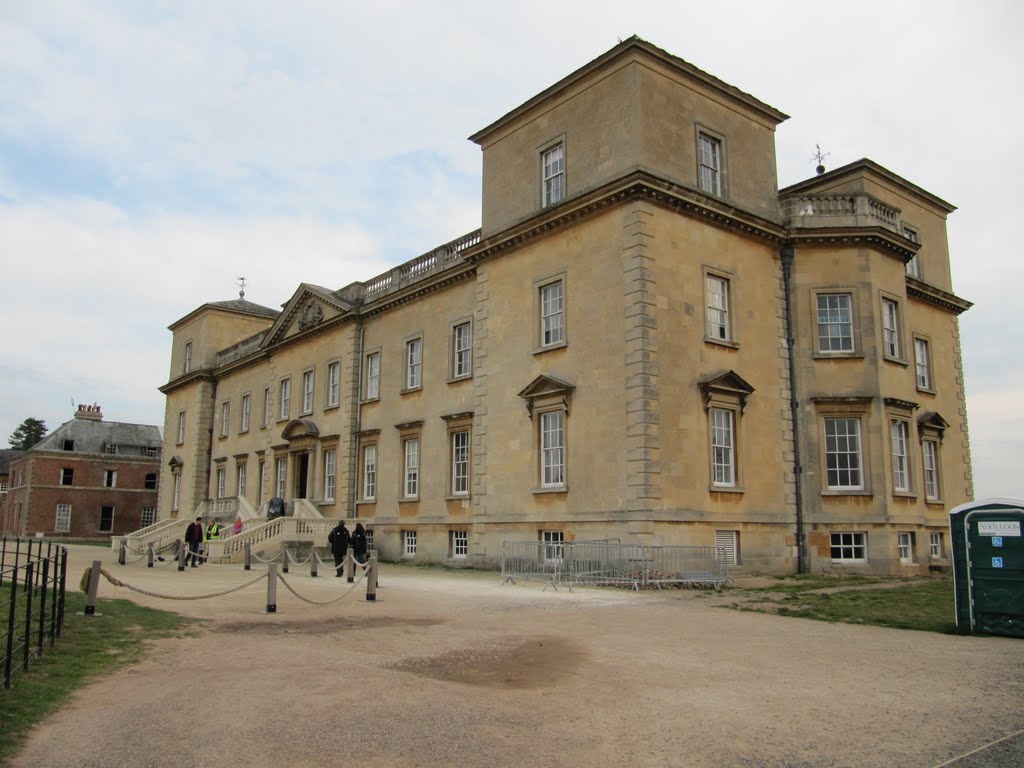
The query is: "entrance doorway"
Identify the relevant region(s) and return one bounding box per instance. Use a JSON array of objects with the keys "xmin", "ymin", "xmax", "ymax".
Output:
[{"xmin": 295, "ymin": 453, "xmax": 309, "ymax": 498}]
